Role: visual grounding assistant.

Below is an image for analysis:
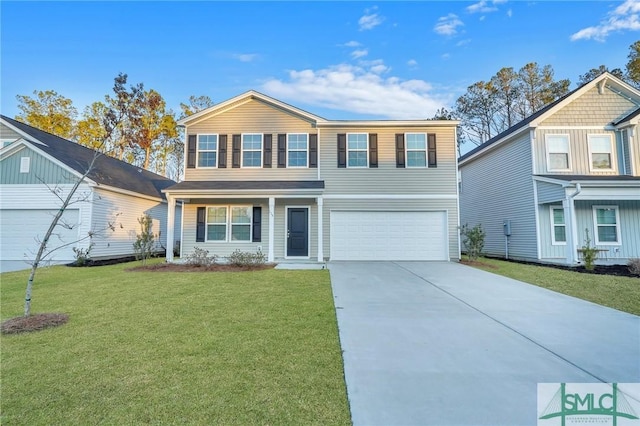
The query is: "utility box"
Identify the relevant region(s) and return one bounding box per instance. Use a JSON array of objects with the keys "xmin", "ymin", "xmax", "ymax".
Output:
[{"xmin": 503, "ymin": 220, "xmax": 512, "ymax": 236}]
